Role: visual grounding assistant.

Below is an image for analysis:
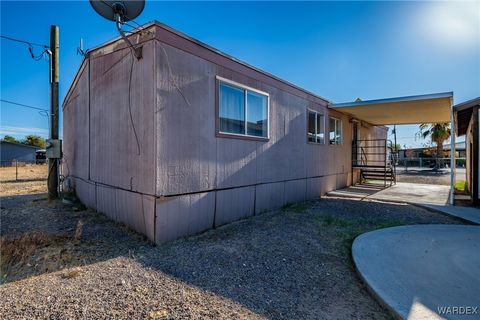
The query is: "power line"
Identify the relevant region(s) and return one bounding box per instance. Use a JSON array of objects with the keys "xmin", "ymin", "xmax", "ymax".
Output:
[
  {"xmin": 0, "ymin": 99, "xmax": 48, "ymax": 111},
  {"xmin": 1, "ymin": 35, "xmax": 50, "ymax": 60},
  {"xmin": 0, "ymin": 35, "xmax": 49, "ymax": 48}
]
